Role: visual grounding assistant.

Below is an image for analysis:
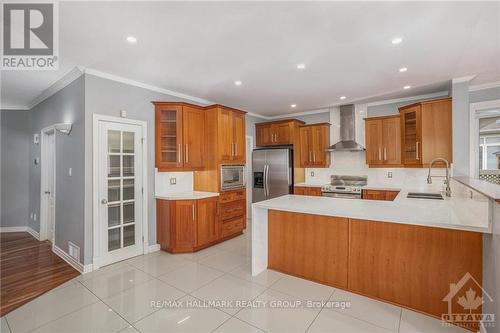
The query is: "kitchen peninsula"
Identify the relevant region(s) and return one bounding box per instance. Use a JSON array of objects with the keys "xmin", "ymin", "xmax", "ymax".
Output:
[{"xmin": 252, "ymin": 179, "xmax": 492, "ymax": 331}]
